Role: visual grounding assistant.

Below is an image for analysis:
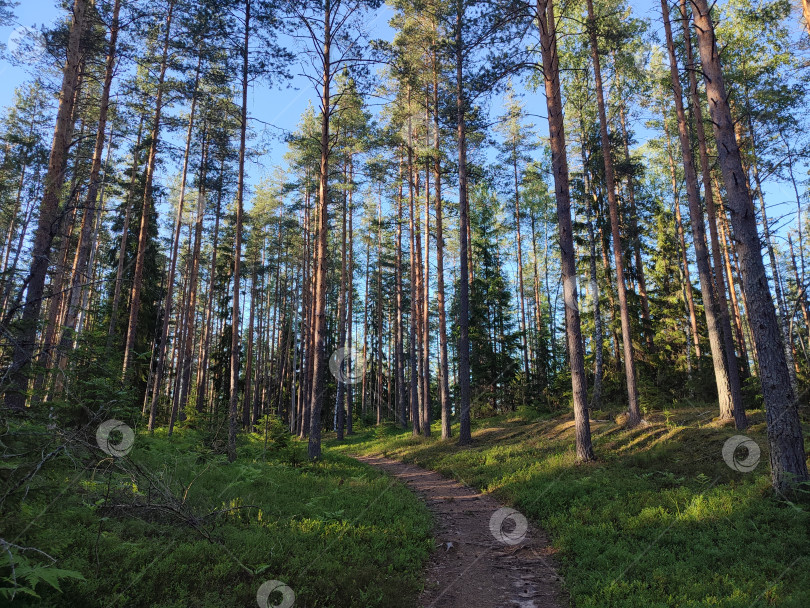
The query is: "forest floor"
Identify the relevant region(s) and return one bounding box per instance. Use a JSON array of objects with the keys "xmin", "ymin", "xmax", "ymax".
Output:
[
  {"xmin": 1, "ymin": 424, "xmax": 434, "ymax": 607},
  {"xmin": 330, "ymin": 405, "xmax": 810, "ymax": 607},
  {"xmin": 355, "ymin": 454, "xmax": 565, "ymax": 608}
]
